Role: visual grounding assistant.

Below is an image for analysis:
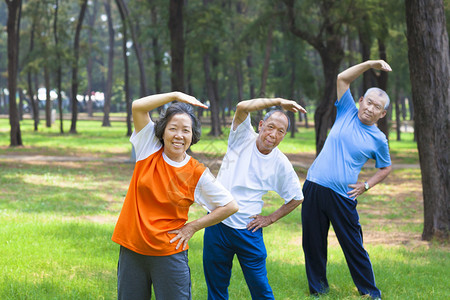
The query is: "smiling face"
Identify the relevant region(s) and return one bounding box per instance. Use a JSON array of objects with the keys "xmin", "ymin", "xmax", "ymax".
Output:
[
  {"xmin": 162, "ymin": 113, "xmax": 193, "ymax": 162},
  {"xmin": 358, "ymin": 91, "xmax": 388, "ymax": 125},
  {"xmin": 256, "ymin": 112, "xmax": 289, "ymax": 155}
]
